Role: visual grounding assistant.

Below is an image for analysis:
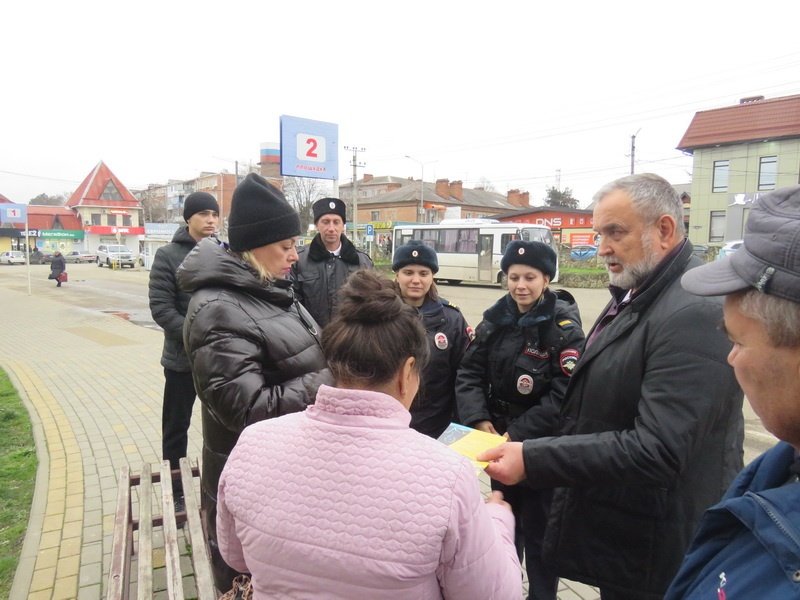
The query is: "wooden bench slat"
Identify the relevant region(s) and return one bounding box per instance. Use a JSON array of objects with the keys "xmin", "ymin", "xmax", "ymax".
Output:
[
  {"xmin": 136, "ymin": 463, "xmax": 153, "ymax": 600},
  {"xmin": 108, "ymin": 460, "xmax": 212, "ymax": 600},
  {"xmin": 107, "ymin": 465, "xmax": 132, "ymax": 600},
  {"xmin": 180, "ymin": 457, "xmax": 217, "ymax": 600},
  {"xmin": 160, "ymin": 460, "xmax": 184, "ymax": 600}
]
